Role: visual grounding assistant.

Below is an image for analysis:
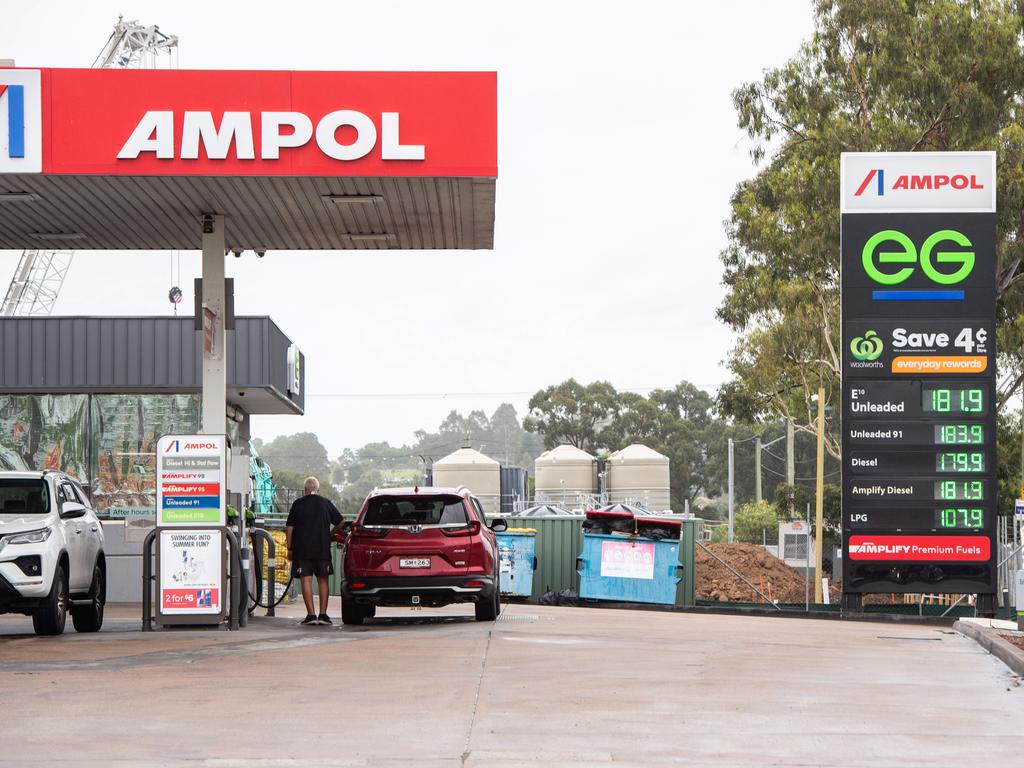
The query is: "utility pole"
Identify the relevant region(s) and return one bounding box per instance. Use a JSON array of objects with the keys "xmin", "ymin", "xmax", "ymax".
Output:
[
  {"xmin": 727, "ymin": 437, "xmax": 735, "ymax": 543},
  {"xmin": 814, "ymin": 388, "xmax": 825, "ymax": 603},
  {"xmin": 754, "ymin": 436, "xmax": 762, "ymax": 503},
  {"xmin": 786, "ymin": 419, "xmax": 795, "ymax": 487}
]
